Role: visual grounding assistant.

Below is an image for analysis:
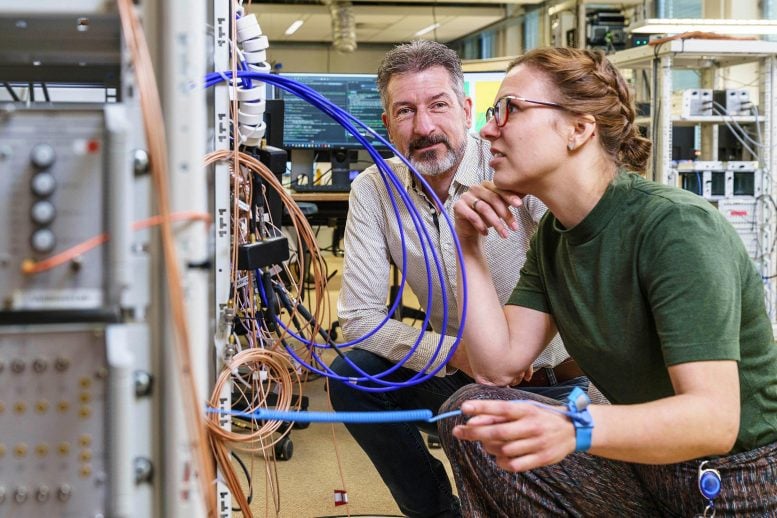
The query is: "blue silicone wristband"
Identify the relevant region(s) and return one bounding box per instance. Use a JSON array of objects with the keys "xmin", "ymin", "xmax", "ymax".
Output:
[{"xmin": 565, "ymin": 387, "xmax": 594, "ymax": 452}]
